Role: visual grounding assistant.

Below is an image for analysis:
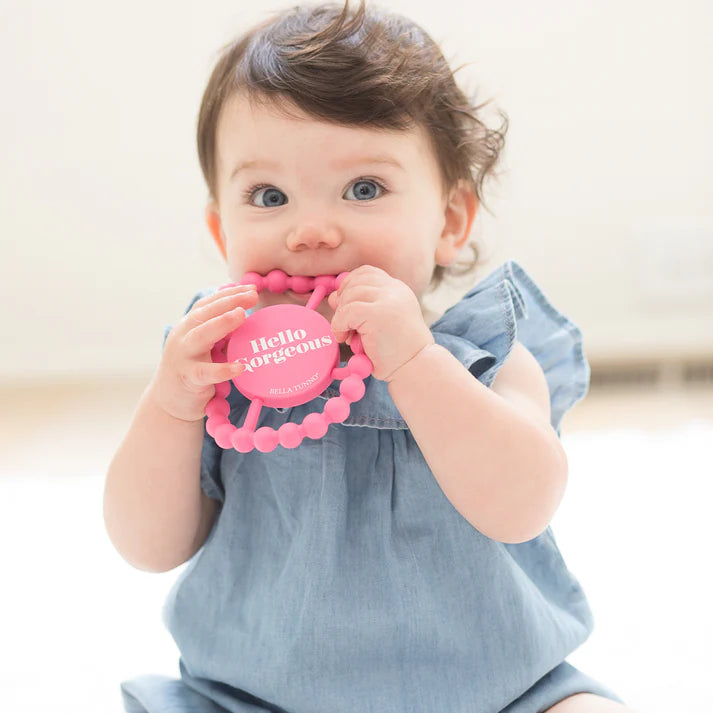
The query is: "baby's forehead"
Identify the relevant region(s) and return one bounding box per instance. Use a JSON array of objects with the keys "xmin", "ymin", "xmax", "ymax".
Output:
[
  {"xmin": 216, "ymin": 91, "xmax": 434, "ymax": 163},
  {"xmin": 223, "ymin": 90, "xmax": 422, "ymax": 135}
]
